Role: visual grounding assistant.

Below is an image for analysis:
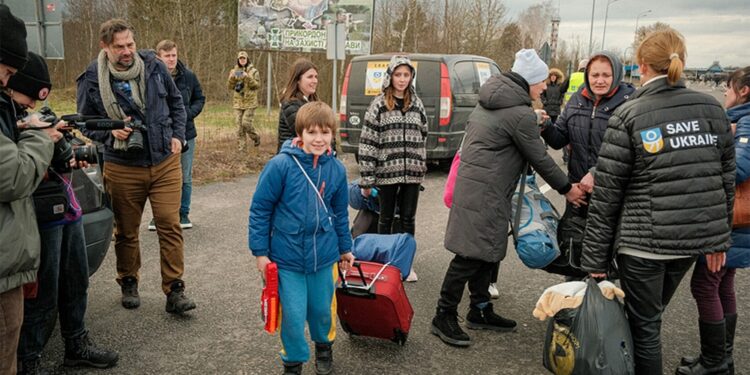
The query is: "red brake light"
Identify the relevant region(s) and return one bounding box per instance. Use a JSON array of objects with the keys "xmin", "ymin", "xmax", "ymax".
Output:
[
  {"xmin": 340, "ymin": 63, "xmax": 352, "ymax": 123},
  {"xmin": 439, "ymin": 63, "xmax": 452, "ymax": 126}
]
